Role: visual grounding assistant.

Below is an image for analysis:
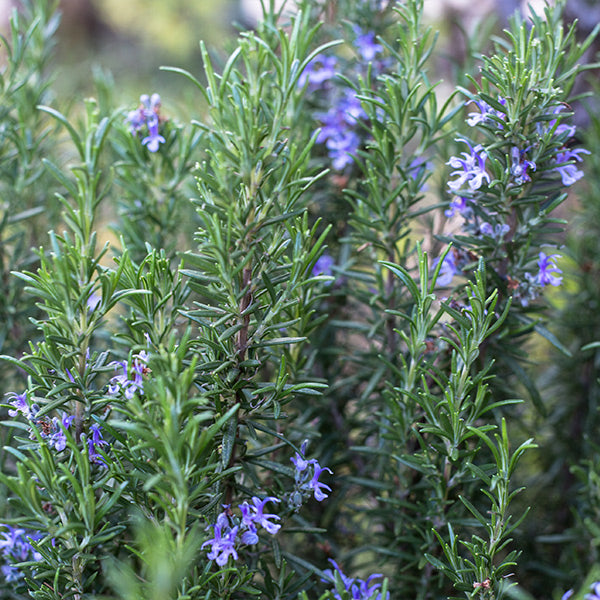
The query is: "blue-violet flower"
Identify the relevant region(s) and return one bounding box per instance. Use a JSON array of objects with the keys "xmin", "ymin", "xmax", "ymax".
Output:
[
  {"xmin": 447, "ymin": 139, "xmax": 491, "ymax": 193},
  {"xmin": 537, "ymin": 252, "xmax": 562, "ymax": 287}
]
